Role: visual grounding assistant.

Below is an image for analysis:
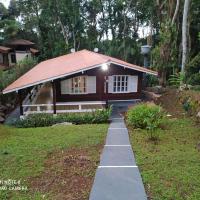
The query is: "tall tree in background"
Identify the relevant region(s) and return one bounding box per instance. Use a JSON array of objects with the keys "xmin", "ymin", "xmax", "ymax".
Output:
[
  {"xmin": 151, "ymin": 0, "xmax": 180, "ymax": 86},
  {"xmin": 181, "ymin": 0, "xmax": 191, "ymax": 73},
  {"xmin": 0, "ymin": 1, "xmax": 20, "ymax": 42},
  {"xmin": 1, "ymin": 0, "xmax": 199, "ymax": 87}
]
